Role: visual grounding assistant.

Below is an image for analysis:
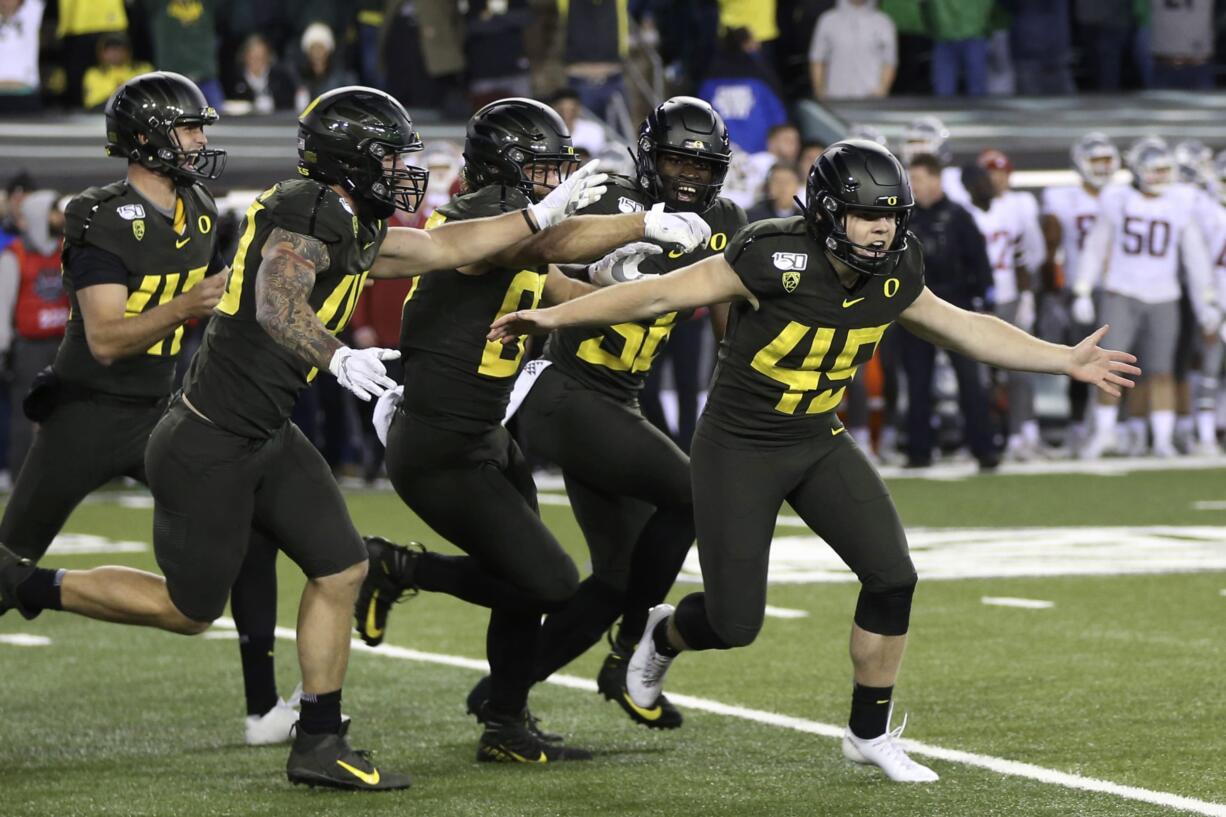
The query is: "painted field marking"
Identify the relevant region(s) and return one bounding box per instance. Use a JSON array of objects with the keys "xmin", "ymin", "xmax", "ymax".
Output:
[
  {"xmin": 1193, "ymin": 501, "xmax": 1226, "ymax": 511},
  {"xmin": 43, "ymin": 533, "xmax": 148, "ymax": 556},
  {"xmin": 982, "ymin": 597, "xmax": 1055, "ymax": 610},
  {"xmin": 212, "ymin": 618, "xmax": 1226, "ymax": 817},
  {"xmin": 1220, "ymin": 589, "xmax": 1226, "ymax": 597},
  {"xmin": 0, "ymin": 634, "xmax": 51, "ymax": 647},
  {"xmin": 763, "ymin": 605, "xmax": 810, "ymax": 619}
]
